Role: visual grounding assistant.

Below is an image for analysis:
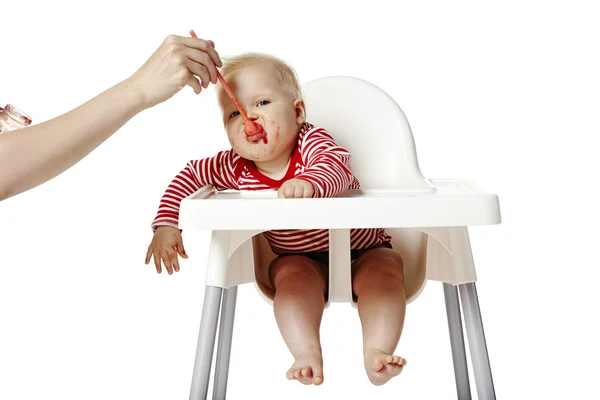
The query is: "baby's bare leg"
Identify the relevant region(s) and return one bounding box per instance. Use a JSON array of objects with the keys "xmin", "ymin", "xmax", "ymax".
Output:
[
  {"xmin": 269, "ymin": 255, "xmax": 327, "ymax": 385},
  {"xmin": 352, "ymin": 248, "xmax": 407, "ymax": 385}
]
